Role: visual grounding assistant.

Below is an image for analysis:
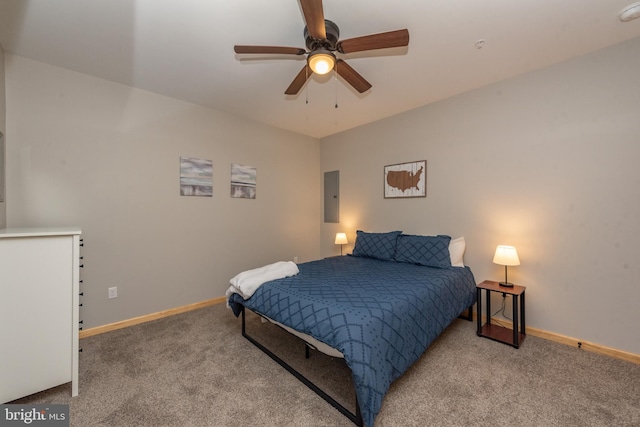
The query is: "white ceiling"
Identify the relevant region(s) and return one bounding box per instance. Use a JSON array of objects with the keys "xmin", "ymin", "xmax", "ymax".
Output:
[{"xmin": 1, "ymin": 0, "xmax": 640, "ymax": 139}]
